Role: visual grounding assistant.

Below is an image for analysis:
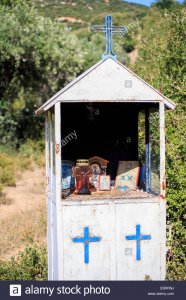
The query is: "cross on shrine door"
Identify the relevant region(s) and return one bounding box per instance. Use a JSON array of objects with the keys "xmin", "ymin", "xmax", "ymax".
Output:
[{"xmin": 60, "ymin": 200, "xmax": 165, "ymax": 280}]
